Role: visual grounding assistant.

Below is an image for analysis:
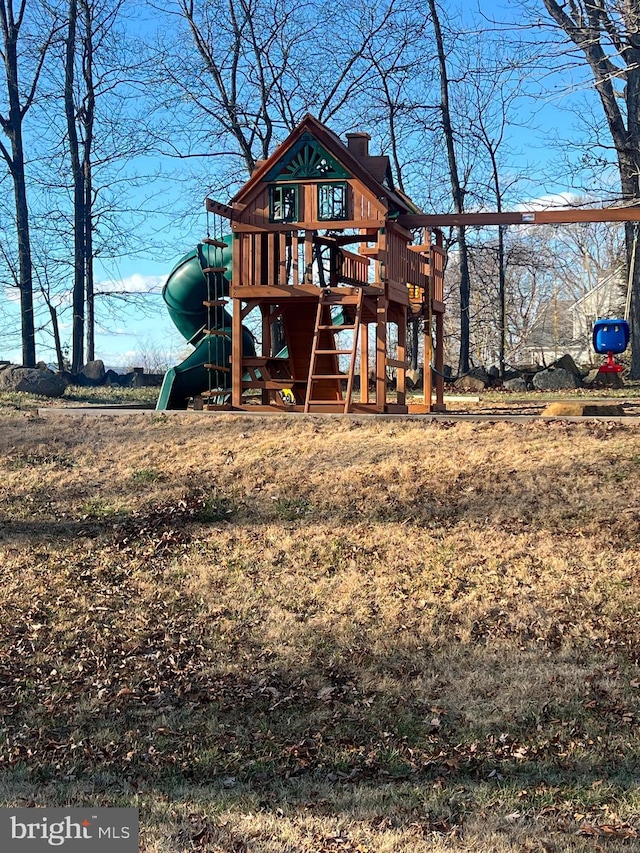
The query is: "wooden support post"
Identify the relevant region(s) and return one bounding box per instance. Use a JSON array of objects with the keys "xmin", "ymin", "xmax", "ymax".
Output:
[
  {"xmin": 292, "ymin": 233, "xmax": 299, "ymax": 287},
  {"xmin": 261, "ymin": 304, "xmax": 272, "ymax": 404},
  {"xmin": 232, "ymin": 298, "xmax": 243, "ymax": 408},
  {"xmin": 377, "ymin": 228, "xmax": 387, "ymax": 286},
  {"xmin": 231, "ymin": 233, "xmax": 243, "ymax": 408},
  {"xmin": 254, "ymin": 233, "xmax": 262, "ymax": 286},
  {"xmin": 423, "ymin": 319, "xmax": 433, "ymax": 411},
  {"xmin": 360, "ymin": 322, "xmax": 369, "ymax": 404},
  {"xmin": 267, "ymin": 233, "xmax": 275, "ymax": 287},
  {"xmin": 279, "ymin": 232, "xmax": 287, "ymax": 285},
  {"xmin": 396, "ymin": 310, "xmax": 406, "ymax": 406},
  {"xmin": 435, "ymin": 311, "xmax": 445, "ymax": 411},
  {"xmin": 376, "ymin": 298, "xmax": 387, "ymax": 411},
  {"xmin": 304, "ymin": 231, "xmax": 314, "ymax": 284}
]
